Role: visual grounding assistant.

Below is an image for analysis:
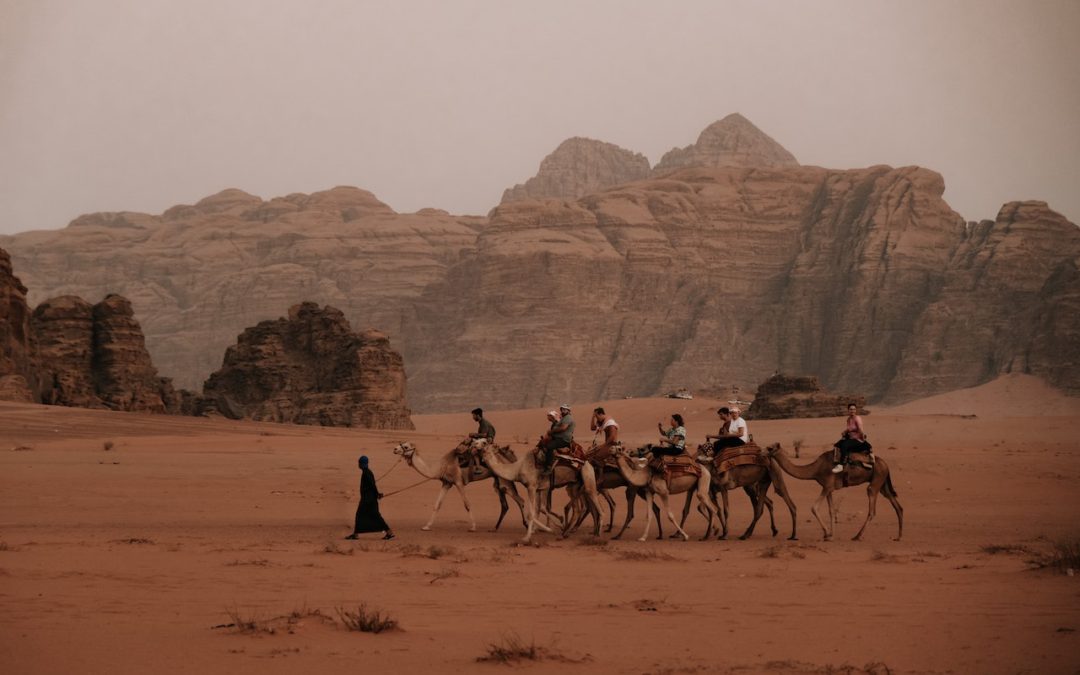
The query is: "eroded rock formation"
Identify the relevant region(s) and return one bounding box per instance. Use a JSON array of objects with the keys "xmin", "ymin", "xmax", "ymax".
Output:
[
  {"xmin": 2, "ymin": 118, "xmax": 1077, "ymax": 412},
  {"xmin": 501, "ymin": 137, "xmax": 651, "ymax": 204},
  {"xmin": 200, "ymin": 302, "xmax": 414, "ymax": 429},
  {"xmin": 32, "ymin": 293, "xmax": 177, "ymax": 412},
  {"xmin": 747, "ymin": 374, "xmax": 865, "ymax": 420},
  {"xmin": 653, "ymin": 113, "xmax": 799, "ymax": 172},
  {"xmin": 0, "ymin": 247, "xmax": 35, "ymax": 401}
]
